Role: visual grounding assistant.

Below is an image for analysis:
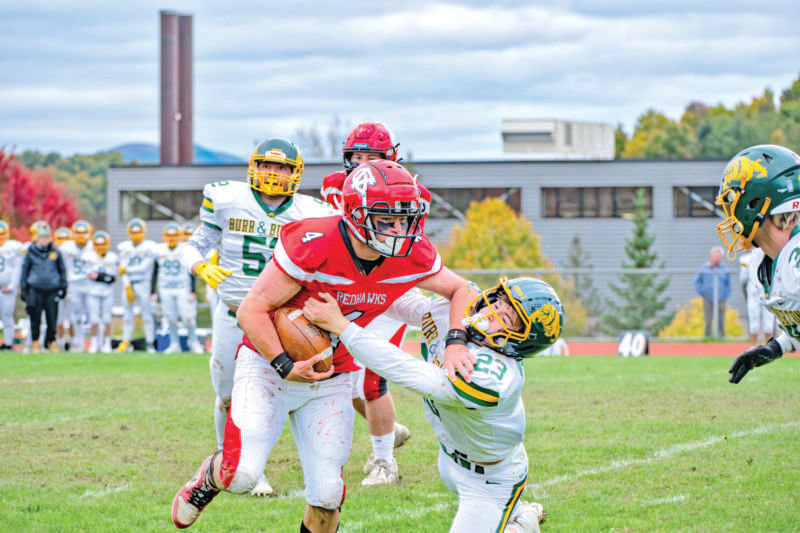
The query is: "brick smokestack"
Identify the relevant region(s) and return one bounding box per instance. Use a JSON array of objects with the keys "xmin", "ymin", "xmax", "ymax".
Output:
[
  {"xmin": 160, "ymin": 11, "xmax": 179, "ymax": 165},
  {"xmin": 177, "ymin": 14, "xmax": 193, "ymax": 164}
]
